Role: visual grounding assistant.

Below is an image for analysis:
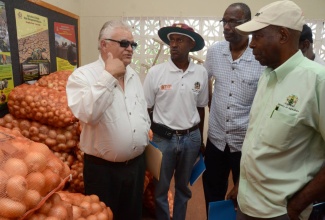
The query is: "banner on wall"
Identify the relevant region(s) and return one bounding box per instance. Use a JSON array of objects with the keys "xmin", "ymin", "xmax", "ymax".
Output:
[
  {"xmin": 15, "ymin": 8, "xmax": 50, "ymax": 83},
  {"xmin": 0, "ymin": 1, "xmax": 14, "ymax": 110},
  {"xmin": 54, "ymin": 22, "xmax": 77, "ymax": 71}
]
